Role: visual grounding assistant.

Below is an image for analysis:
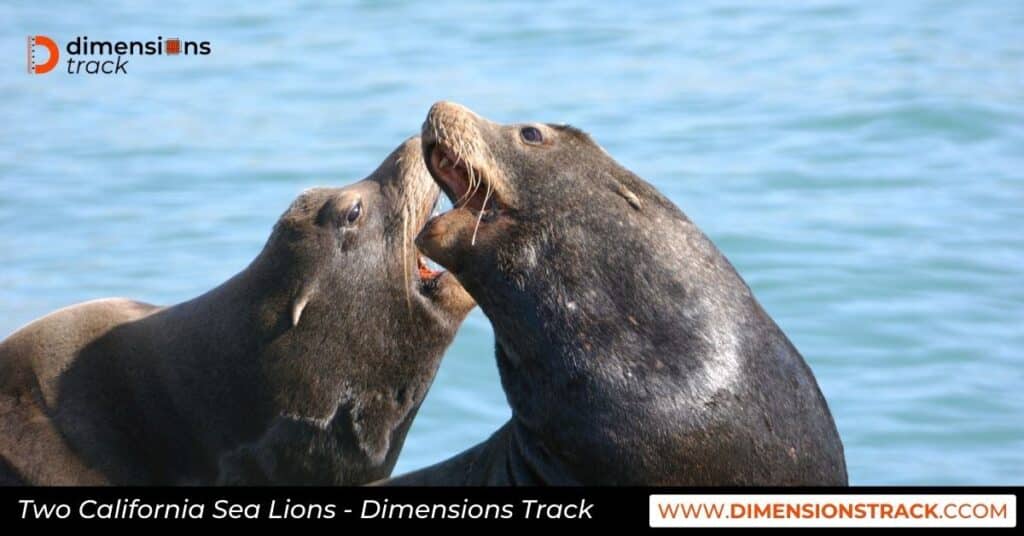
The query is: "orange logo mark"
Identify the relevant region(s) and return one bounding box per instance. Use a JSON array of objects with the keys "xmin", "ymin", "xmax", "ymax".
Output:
[
  {"xmin": 27, "ymin": 35, "xmax": 60, "ymax": 74},
  {"xmin": 165, "ymin": 38, "xmax": 181, "ymax": 55}
]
